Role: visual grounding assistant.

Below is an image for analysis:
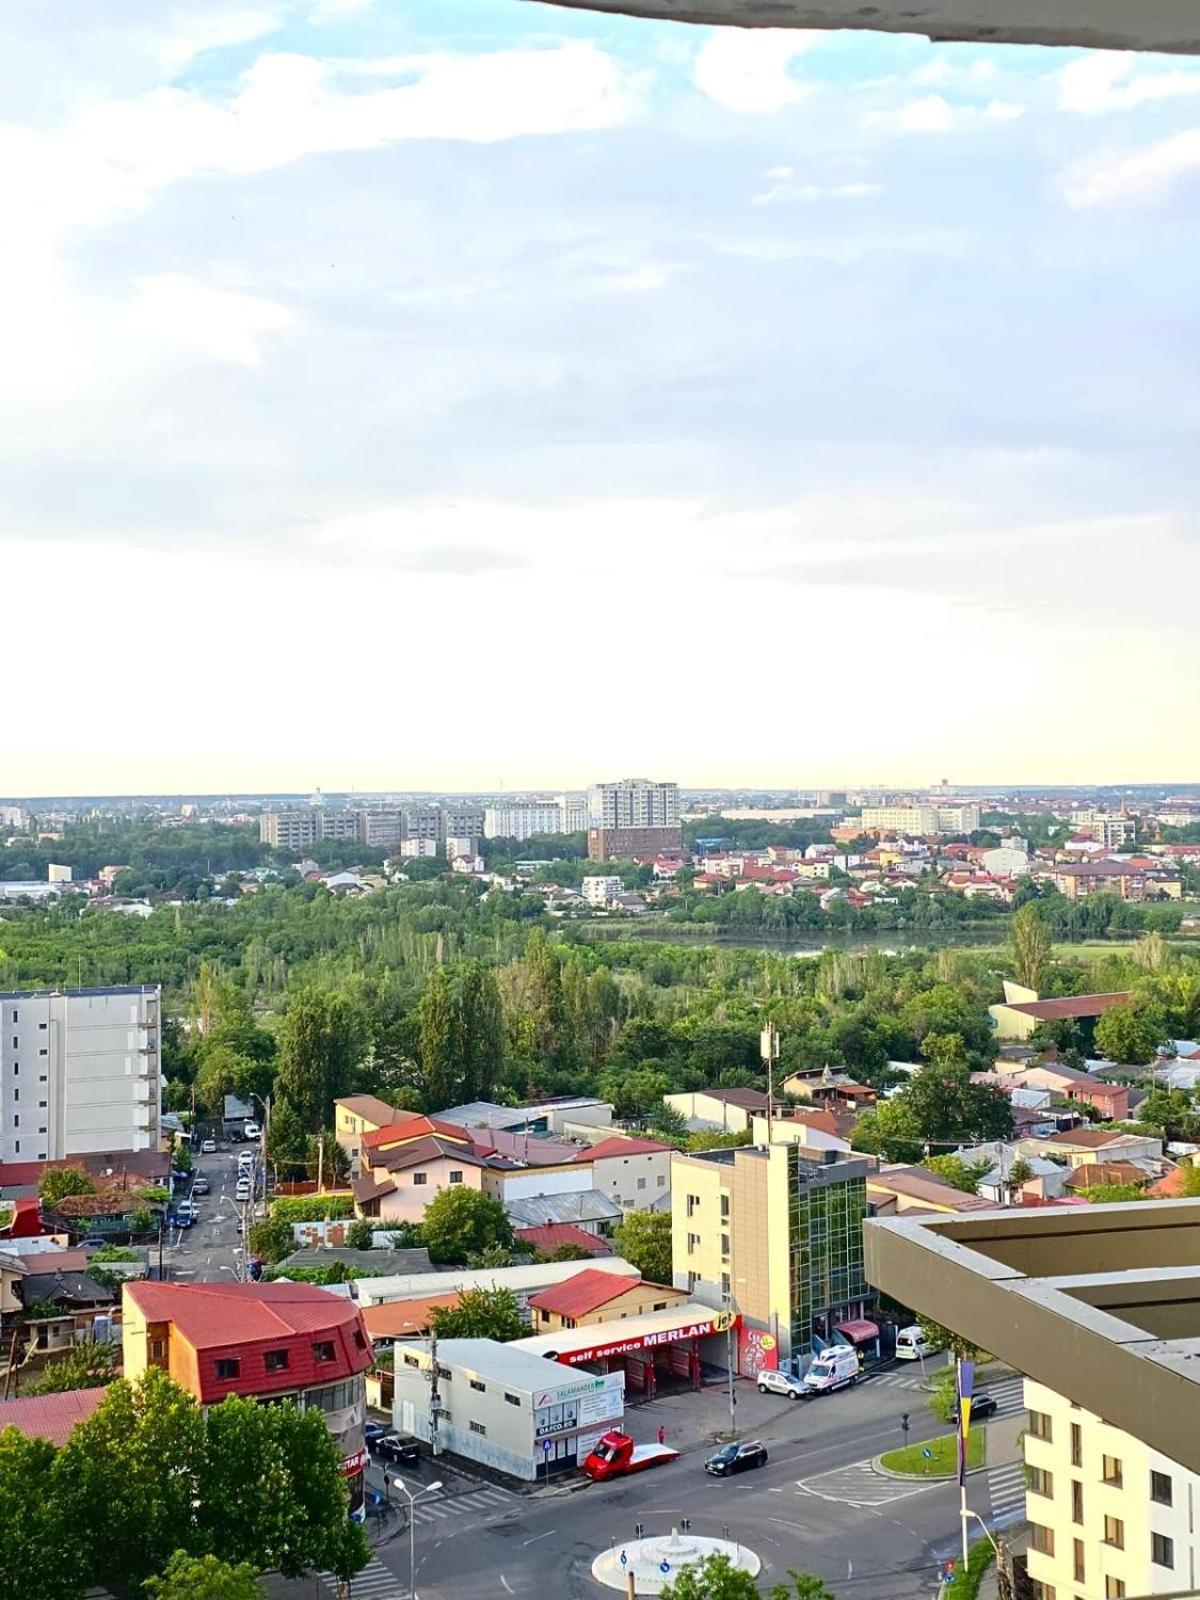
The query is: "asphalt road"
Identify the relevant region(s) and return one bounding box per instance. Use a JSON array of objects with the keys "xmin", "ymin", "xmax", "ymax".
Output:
[{"xmin": 165, "ymin": 1140, "xmax": 259, "ymax": 1283}]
